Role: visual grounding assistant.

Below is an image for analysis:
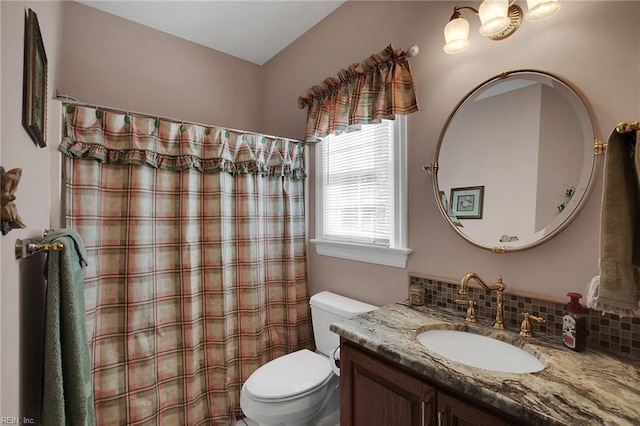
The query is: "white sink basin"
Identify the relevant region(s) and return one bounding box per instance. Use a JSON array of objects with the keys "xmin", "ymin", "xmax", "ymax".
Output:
[{"xmin": 417, "ymin": 329, "xmax": 545, "ymax": 374}]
